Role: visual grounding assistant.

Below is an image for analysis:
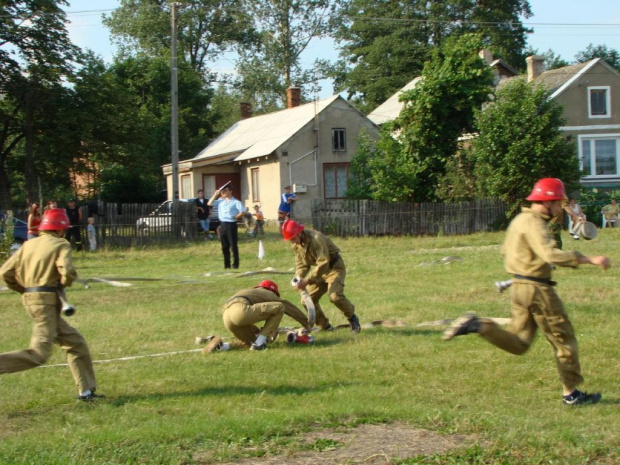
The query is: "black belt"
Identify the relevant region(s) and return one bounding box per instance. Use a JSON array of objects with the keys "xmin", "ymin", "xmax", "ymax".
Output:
[
  {"xmin": 226, "ymin": 296, "xmax": 252, "ymax": 306},
  {"xmin": 24, "ymin": 286, "xmax": 57, "ymax": 293},
  {"xmin": 513, "ymin": 275, "xmax": 556, "ymax": 286},
  {"xmin": 329, "ymin": 253, "xmax": 341, "ymax": 267}
]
